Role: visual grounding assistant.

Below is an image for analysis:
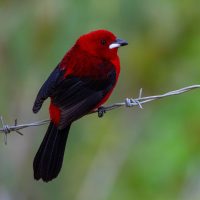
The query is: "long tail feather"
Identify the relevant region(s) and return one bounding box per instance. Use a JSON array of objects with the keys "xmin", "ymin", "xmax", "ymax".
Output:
[{"xmin": 33, "ymin": 121, "xmax": 71, "ymax": 182}]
